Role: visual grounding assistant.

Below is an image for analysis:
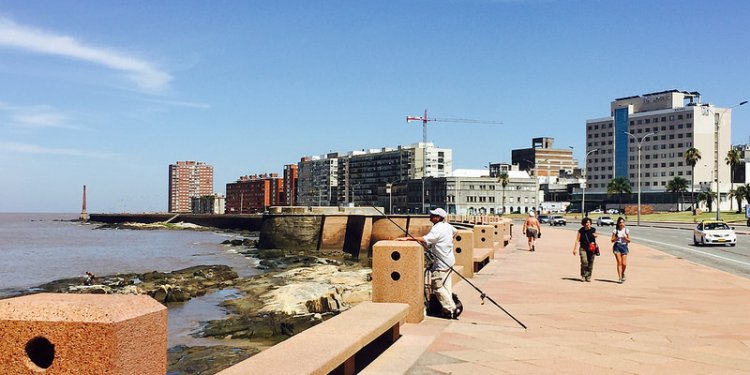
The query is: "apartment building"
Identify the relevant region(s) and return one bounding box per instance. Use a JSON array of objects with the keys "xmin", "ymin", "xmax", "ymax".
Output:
[
  {"xmin": 584, "ymin": 90, "xmax": 734, "ymax": 209},
  {"xmin": 297, "ymin": 143, "xmax": 452, "ymax": 210},
  {"xmin": 225, "ymin": 174, "xmax": 282, "ymax": 214},
  {"xmin": 168, "ymin": 161, "xmax": 214, "ymax": 213},
  {"xmin": 190, "ymin": 194, "xmax": 225, "ymax": 214},
  {"xmin": 282, "ymin": 164, "xmax": 298, "ymax": 206},
  {"xmin": 297, "ymin": 154, "xmax": 339, "ymax": 206}
]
